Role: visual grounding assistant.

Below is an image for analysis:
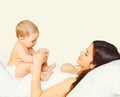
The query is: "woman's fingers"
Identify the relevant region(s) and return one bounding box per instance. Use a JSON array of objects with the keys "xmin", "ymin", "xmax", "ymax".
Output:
[{"xmin": 33, "ymin": 52, "xmax": 48, "ymax": 66}]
